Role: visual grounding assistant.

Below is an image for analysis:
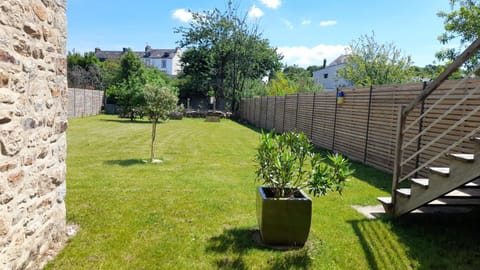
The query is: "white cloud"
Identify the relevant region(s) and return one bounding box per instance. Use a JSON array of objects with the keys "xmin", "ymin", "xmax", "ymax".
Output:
[
  {"xmin": 319, "ymin": 20, "xmax": 337, "ymax": 27},
  {"xmin": 172, "ymin": 9, "xmax": 193, "ymax": 23},
  {"xmin": 248, "ymin": 5, "xmax": 264, "ymax": 19},
  {"xmin": 301, "ymin": 20, "xmax": 312, "ymax": 25},
  {"xmin": 260, "ymin": 0, "xmax": 281, "ymax": 9},
  {"xmin": 277, "ymin": 44, "xmax": 348, "ymax": 68},
  {"xmin": 283, "ymin": 19, "xmax": 293, "ymax": 30}
]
